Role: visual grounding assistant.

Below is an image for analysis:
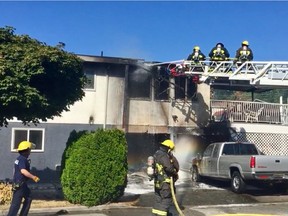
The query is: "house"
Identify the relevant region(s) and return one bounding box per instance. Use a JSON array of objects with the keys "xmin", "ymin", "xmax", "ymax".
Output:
[{"xmin": 0, "ymin": 54, "xmax": 211, "ymax": 182}]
